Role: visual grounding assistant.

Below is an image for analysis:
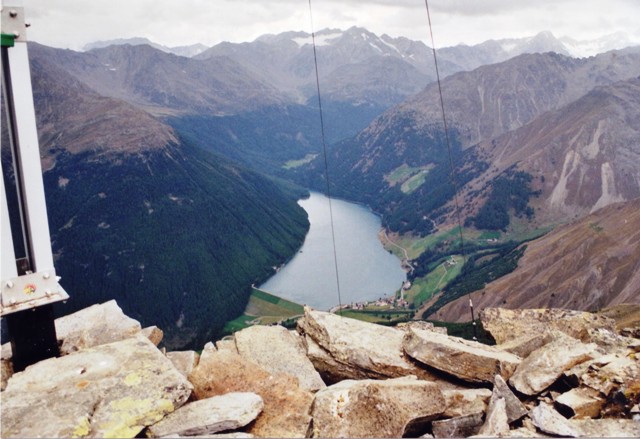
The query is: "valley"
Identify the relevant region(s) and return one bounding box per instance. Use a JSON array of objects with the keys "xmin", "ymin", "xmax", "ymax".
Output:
[{"xmin": 10, "ymin": 27, "xmax": 640, "ymax": 348}]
